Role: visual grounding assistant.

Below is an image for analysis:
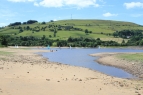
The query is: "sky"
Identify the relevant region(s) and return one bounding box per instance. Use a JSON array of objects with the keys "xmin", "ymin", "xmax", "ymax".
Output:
[{"xmin": 0, "ymin": 0, "xmax": 143, "ymax": 27}]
